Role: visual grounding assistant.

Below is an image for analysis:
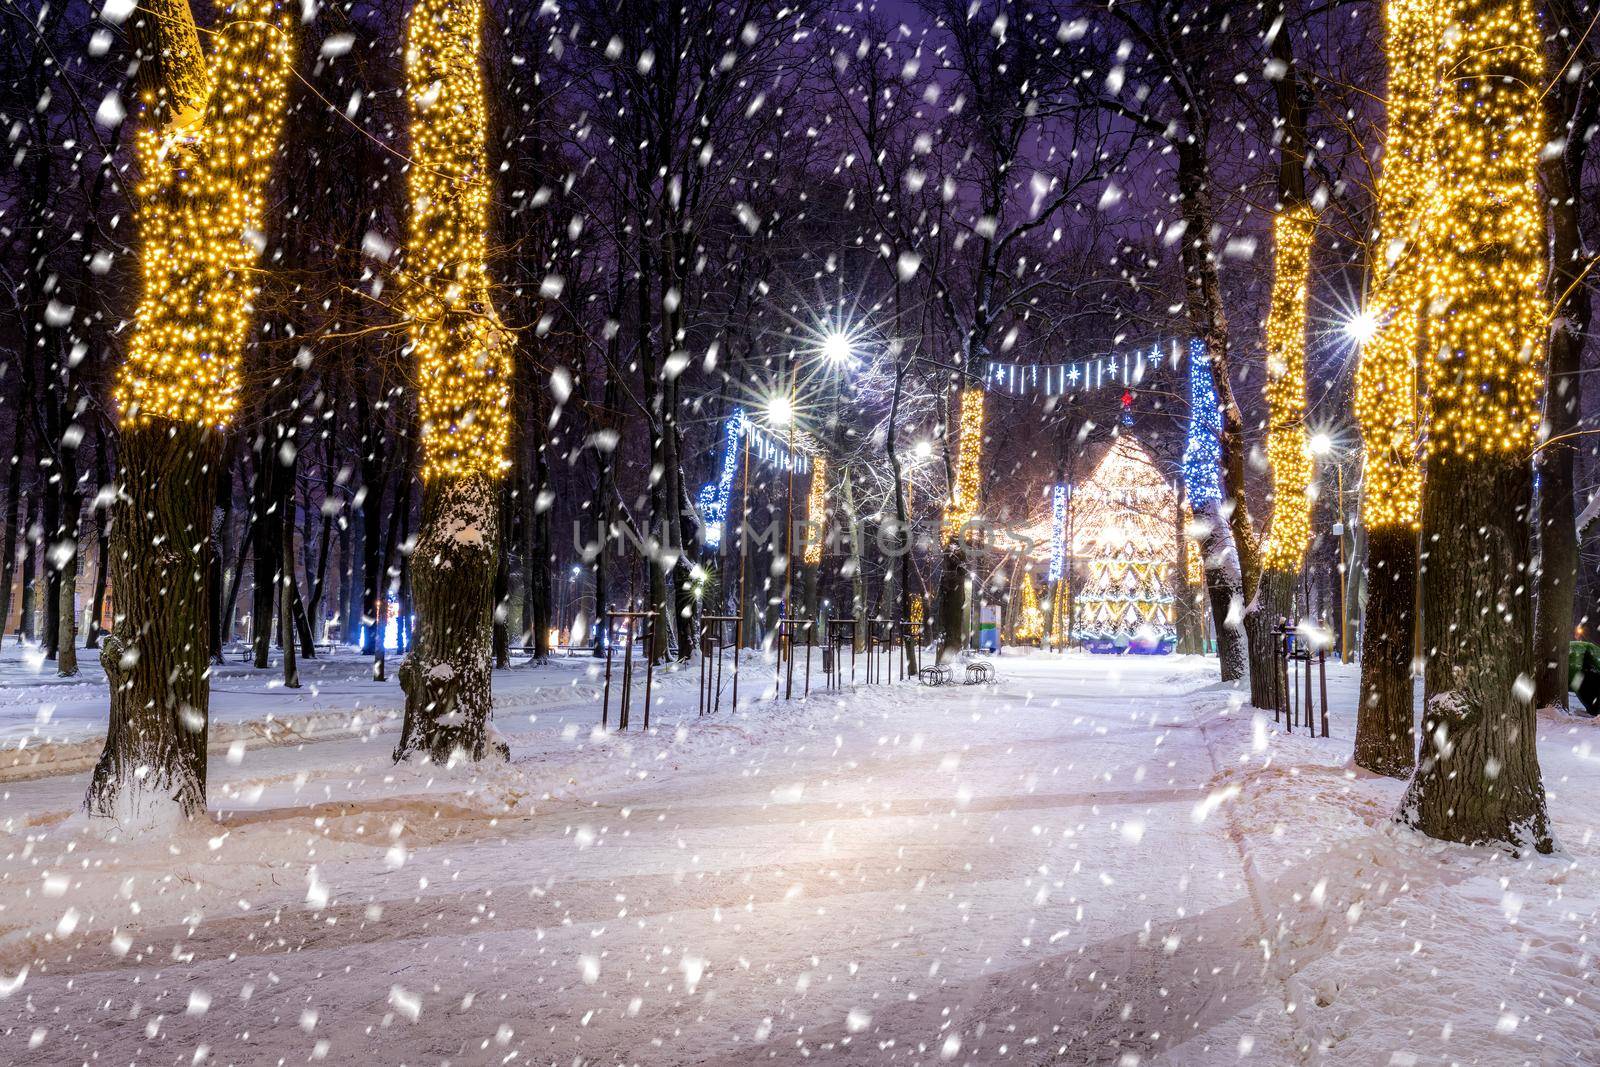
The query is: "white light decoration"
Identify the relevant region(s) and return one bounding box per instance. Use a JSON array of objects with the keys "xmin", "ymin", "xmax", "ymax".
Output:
[
  {"xmin": 821, "ymin": 330, "xmax": 855, "ymax": 364},
  {"xmin": 1047, "ymin": 484, "xmax": 1070, "ymax": 583},
  {"xmin": 1343, "ymin": 309, "xmax": 1380, "ymax": 345},
  {"xmin": 766, "ymin": 394, "xmax": 794, "ymax": 428},
  {"xmin": 984, "ymin": 343, "xmax": 1164, "ymax": 398},
  {"xmin": 696, "ymin": 407, "xmax": 812, "ymax": 549}
]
